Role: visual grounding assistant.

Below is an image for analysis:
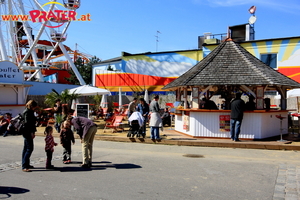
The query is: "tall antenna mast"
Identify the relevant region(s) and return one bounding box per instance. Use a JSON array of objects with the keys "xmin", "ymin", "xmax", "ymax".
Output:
[{"xmin": 155, "ymin": 31, "xmax": 161, "ymax": 52}]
